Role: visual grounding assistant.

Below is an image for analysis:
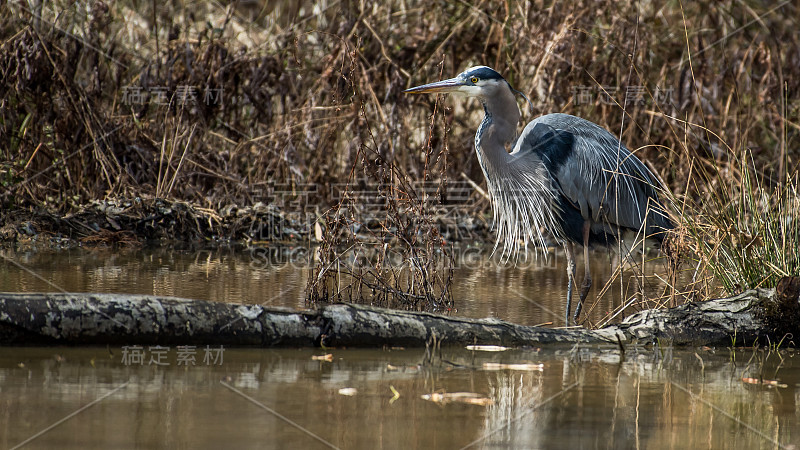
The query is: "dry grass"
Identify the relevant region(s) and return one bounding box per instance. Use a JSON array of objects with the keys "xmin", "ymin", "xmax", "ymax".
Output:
[{"xmin": 1, "ymin": 1, "xmax": 798, "ymax": 308}]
